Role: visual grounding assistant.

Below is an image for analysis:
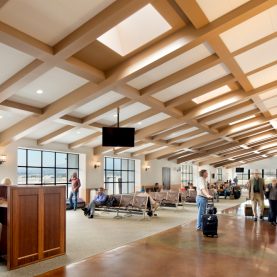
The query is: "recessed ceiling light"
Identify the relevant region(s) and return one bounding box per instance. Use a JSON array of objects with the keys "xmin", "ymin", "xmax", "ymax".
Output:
[
  {"xmin": 192, "ymin": 85, "xmax": 231, "ymax": 104},
  {"xmin": 77, "ymin": 131, "xmax": 81, "ymax": 134},
  {"xmin": 138, "ymin": 122, "xmax": 142, "ymax": 125},
  {"xmin": 240, "ymin": 144, "xmax": 250, "ymax": 149},
  {"xmin": 229, "ymin": 115, "xmax": 255, "ymax": 126},
  {"xmin": 253, "ymin": 151, "xmax": 260, "ymax": 154},
  {"xmin": 113, "ymin": 114, "xmax": 118, "ymax": 118},
  {"xmin": 0, "ymin": 115, "xmax": 2, "ymax": 119},
  {"xmin": 261, "ymin": 154, "xmax": 268, "ymax": 158},
  {"xmin": 36, "ymin": 89, "xmax": 43, "ymax": 94},
  {"xmin": 228, "ymin": 158, "xmax": 235, "ymax": 161}
]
